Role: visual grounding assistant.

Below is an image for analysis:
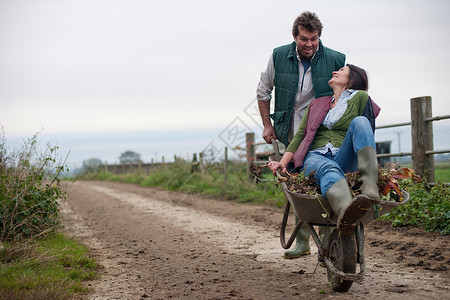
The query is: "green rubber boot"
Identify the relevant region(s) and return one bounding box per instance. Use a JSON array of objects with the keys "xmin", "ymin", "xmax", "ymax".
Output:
[
  {"xmin": 326, "ymin": 178, "xmax": 371, "ymax": 233},
  {"xmin": 283, "ymin": 217, "xmax": 311, "ymax": 259},
  {"xmin": 357, "ymin": 146, "xmax": 381, "ymax": 203}
]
